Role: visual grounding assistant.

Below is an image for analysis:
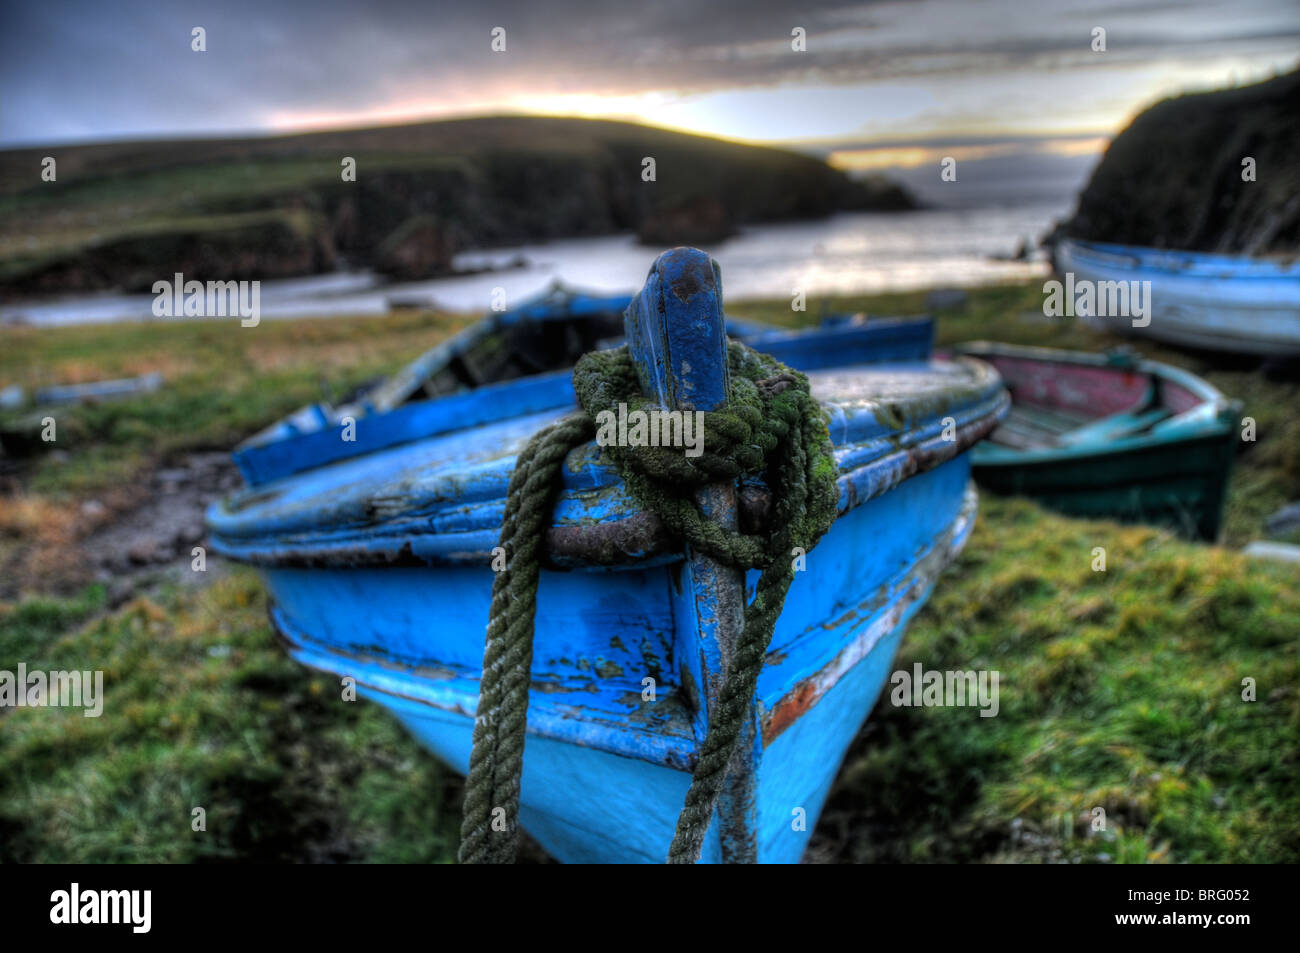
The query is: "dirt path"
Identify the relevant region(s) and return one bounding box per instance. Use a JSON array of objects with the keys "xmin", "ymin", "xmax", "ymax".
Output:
[{"xmin": 0, "ymin": 451, "xmax": 243, "ymax": 602}]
